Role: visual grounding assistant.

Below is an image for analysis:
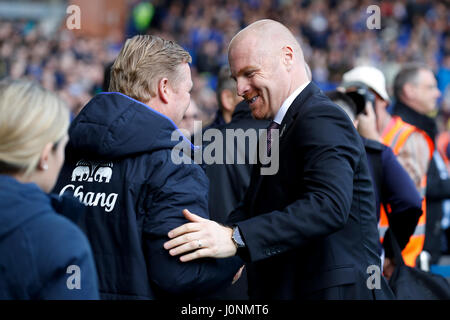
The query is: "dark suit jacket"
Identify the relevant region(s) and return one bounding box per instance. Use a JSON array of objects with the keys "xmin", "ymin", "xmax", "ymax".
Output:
[{"xmin": 228, "ymin": 82, "xmax": 394, "ymax": 300}]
